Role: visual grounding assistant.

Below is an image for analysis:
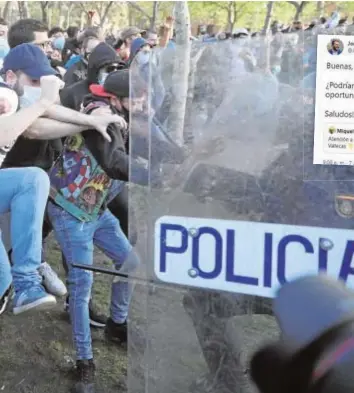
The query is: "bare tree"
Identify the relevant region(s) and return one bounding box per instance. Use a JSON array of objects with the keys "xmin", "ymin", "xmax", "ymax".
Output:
[
  {"xmin": 127, "ymin": 1, "xmax": 159, "ymax": 30},
  {"xmin": 263, "ymin": 1, "xmax": 274, "ymax": 34},
  {"xmin": 167, "ymin": 1, "xmax": 191, "ymax": 146},
  {"xmin": 40, "ymin": 1, "xmax": 49, "ymax": 24},
  {"xmin": 317, "ymin": 1, "xmax": 324, "ymax": 16},
  {"xmin": 217, "ymin": 1, "xmax": 248, "ymax": 32},
  {"xmin": 3, "ymin": 2, "xmax": 11, "ymax": 21},
  {"xmin": 18, "ymin": 1, "xmax": 30, "ymax": 19},
  {"xmin": 151, "ymin": 1, "xmax": 159, "ymax": 30},
  {"xmin": 96, "ymin": 1, "xmax": 115, "ymax": 27},
  {"xmin": 79, "ymin": 2, "xmax": 114, "ymax": 28},
  {"xmin": 65, "ymin": 2, "xmax": 74, "ymax": 28},
  {"xmin": 287, "ymin": 1, "xmax": 309, "ymax": 20}
]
